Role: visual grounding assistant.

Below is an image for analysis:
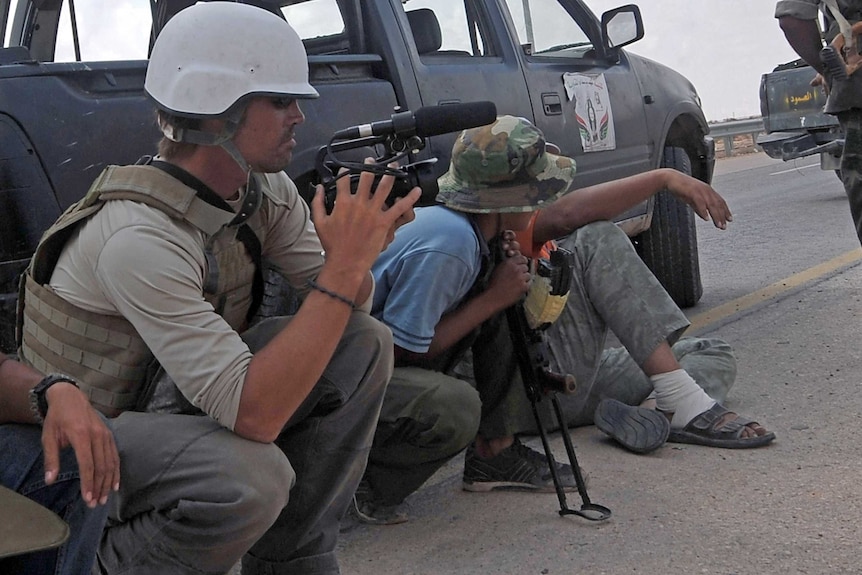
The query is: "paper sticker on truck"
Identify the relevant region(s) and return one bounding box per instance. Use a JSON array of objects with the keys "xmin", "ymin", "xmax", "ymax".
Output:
[{"xmin": 564, "ymin": 72, "xmax": 616, "ymax": 152}]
